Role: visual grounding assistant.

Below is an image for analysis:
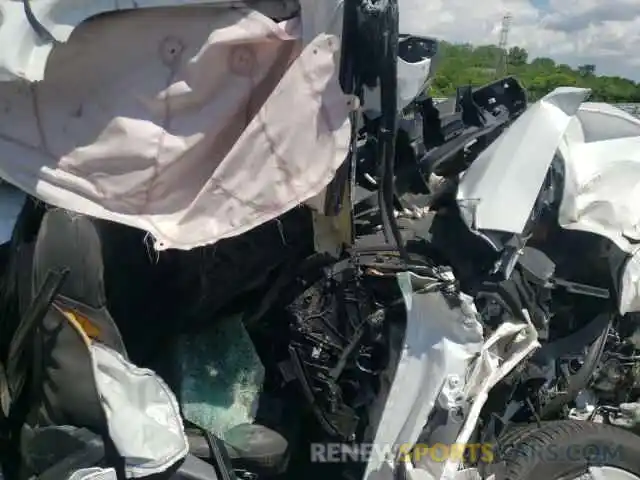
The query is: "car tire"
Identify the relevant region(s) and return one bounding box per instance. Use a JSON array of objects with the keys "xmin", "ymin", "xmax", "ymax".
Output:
[{"xmin": 495, "ymin": 420, "xmax": 640, "ymax": 479}]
